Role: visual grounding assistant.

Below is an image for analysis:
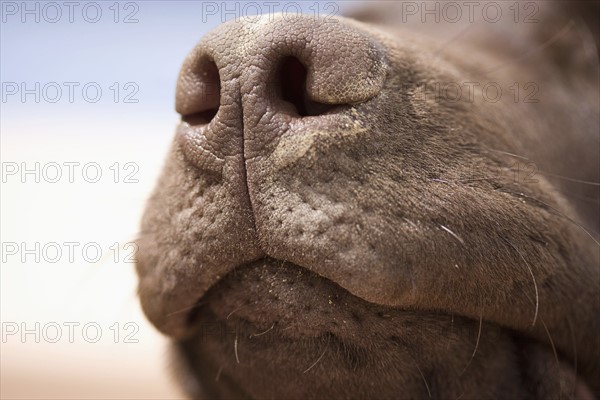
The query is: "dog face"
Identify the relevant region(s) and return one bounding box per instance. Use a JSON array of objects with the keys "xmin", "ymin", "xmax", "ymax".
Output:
[{"xmin": 136, "ymin": 3, "xmax": 599, "ymax": 398}]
